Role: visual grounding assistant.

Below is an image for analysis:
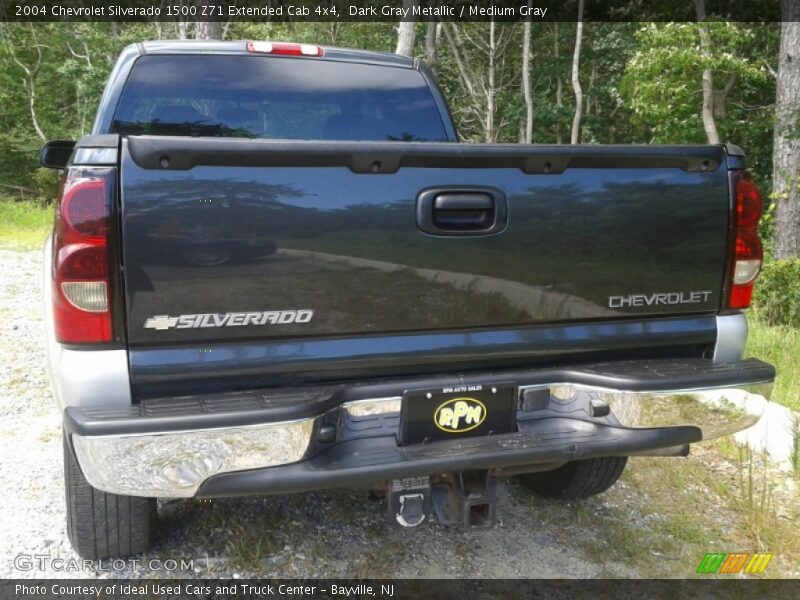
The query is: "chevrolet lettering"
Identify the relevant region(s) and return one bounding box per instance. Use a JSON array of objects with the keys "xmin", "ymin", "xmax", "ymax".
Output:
[{"xmin": 608, "ymin": 291, "xmax": 713, "ymax": 309}]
